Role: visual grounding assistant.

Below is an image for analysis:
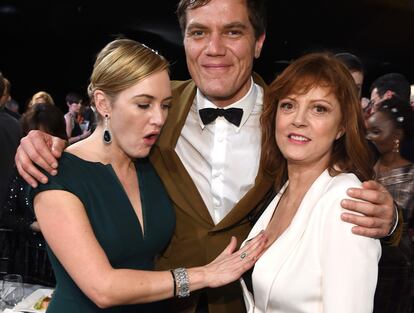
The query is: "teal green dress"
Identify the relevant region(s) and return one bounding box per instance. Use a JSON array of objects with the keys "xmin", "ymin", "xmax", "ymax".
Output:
[{"xmin": 31, "ymin": 152, "xmax": 175, "ymax": 313}]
